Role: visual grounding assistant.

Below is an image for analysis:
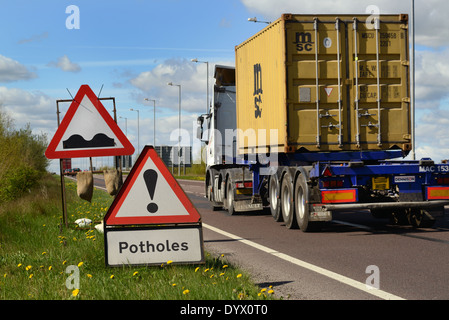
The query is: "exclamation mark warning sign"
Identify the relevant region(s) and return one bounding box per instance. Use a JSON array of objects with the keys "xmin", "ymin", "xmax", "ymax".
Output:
[{"xmin": 143, "ymin": 169, "xmax": 158, "ymax": 213}]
